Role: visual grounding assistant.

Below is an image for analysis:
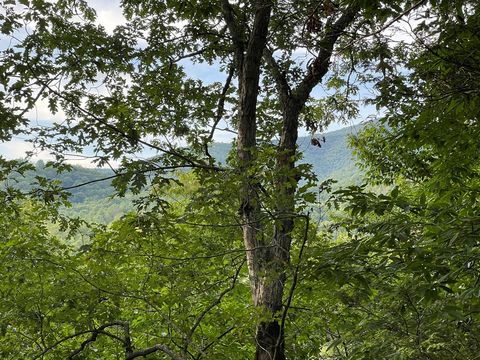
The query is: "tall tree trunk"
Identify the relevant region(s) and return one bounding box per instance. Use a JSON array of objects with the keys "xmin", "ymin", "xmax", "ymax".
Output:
[
  {"xmin": 222, "ymin": 2, "xmax": 358, "ymax": 358},
  {"xmin": 221, "ymin": 1, "xmax": 282, "ymax": 358},
  {"xmin": 253, "ymin": 99, "xmax": 302, "ymax": 360}
]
